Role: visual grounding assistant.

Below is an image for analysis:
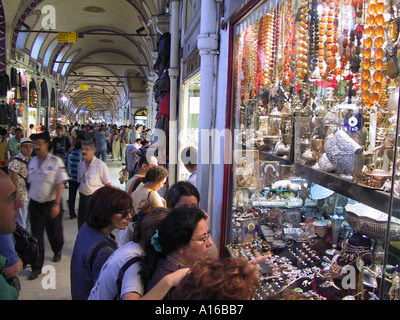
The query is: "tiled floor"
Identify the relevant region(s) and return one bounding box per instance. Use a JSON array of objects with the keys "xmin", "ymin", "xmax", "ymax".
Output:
[{"xmin": 17, "ymin": 155, "xmax": 126, "ymax": 300}]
